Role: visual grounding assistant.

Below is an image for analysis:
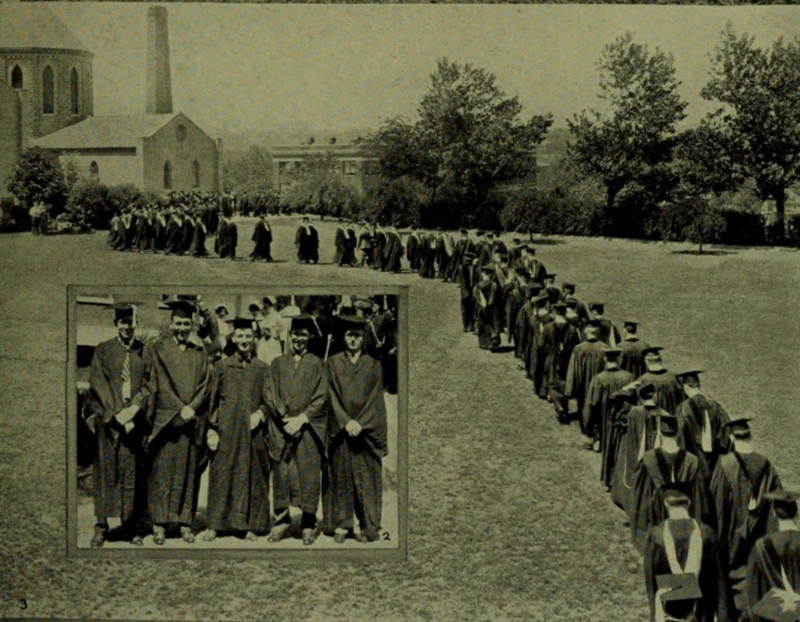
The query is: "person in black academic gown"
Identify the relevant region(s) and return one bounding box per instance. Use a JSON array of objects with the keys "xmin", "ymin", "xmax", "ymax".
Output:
[
  {"xmin": 324, "ymin": 316, "xmax": 388, "ymax": 543},
  {"xmin": 250, "ymin": 216, "xmax": 273, "ymax": 262},
  {"xmin": 566, "ymin": 319, "xmax": 607, "ymax": 433},
  {"xmin": 711, "ymin": 417, "xmax": 783, "ymax": 617},
  {"xmin": 473, "ymin": 265, "xmax": 501, "ymax": 351},
  {"xmin": 631, "ymin": 413, "xmax": 712, "ymax": 555},
  {"xmin": 643, "ymin": 481, "xmax": 729, "ymax": 622},
  {"xmin": 746, "ymin": 491, "xmax": 800, "ymax": 622},
  {"xmin": 619, "ymin": 319, "xmax": 650, "ymax": 379},
  {"xmin": 542, "ymin": 302, "xmax": 582, "ymax": 423},
  {"xmin": 88, "ymin": 304, "xmax": 148, "ymax": 547},
  {"xmin": 333, "ymin": 220, "xmax": 349, "ymax": 266},
  {"xmin": 636, "ymin": 347, "xmax": 685, "ymax": 416},
  {"xmin": 203, "ymin": 318, "xmax": 272, "ymax": 542},
  {"xmin": 295, "ymin": 216, "xmax": 319, "ymax": 264},
  {"xmin": 589, "ymin": 302, "xmax": 620, "ymax": 347}
]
